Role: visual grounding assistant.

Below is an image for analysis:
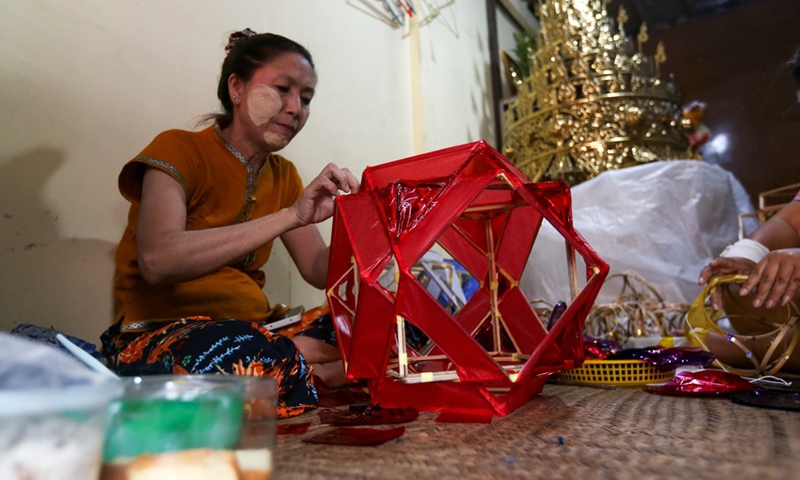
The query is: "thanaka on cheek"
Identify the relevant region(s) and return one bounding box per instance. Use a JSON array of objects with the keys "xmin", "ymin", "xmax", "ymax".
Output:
[
  {"xmin": 247, "ymin": 85, "xmax": 281, "ymax": 126},
  {"xmin": 263, "ymin": 132, "xmax": 286, "ymax": 146}
]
